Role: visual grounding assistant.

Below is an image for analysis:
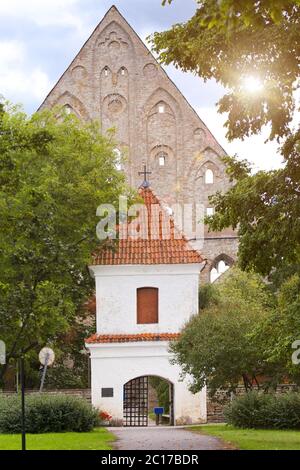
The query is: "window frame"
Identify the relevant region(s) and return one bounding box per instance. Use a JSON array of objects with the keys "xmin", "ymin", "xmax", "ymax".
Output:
[{"xmin": 136, "ymin": 287, "xmax": 159, "ymax": 324}]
